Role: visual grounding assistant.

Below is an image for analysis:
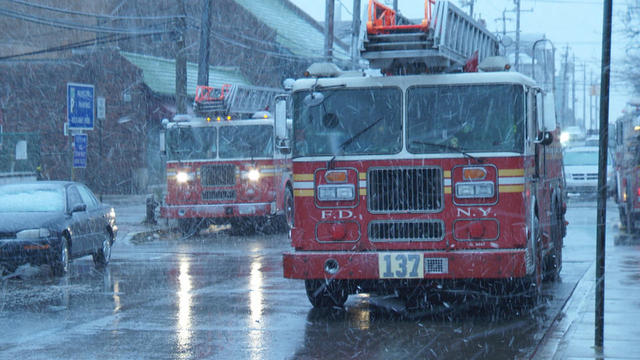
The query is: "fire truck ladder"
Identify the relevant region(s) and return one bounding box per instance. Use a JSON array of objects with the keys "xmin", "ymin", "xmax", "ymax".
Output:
[
  {"xmin": 362, "ymin": 0, "xmax": 499, "ymax": 74},
  {"xmin": 194, "ymin": 84, "xmax": 282, "ymax": 117}
]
